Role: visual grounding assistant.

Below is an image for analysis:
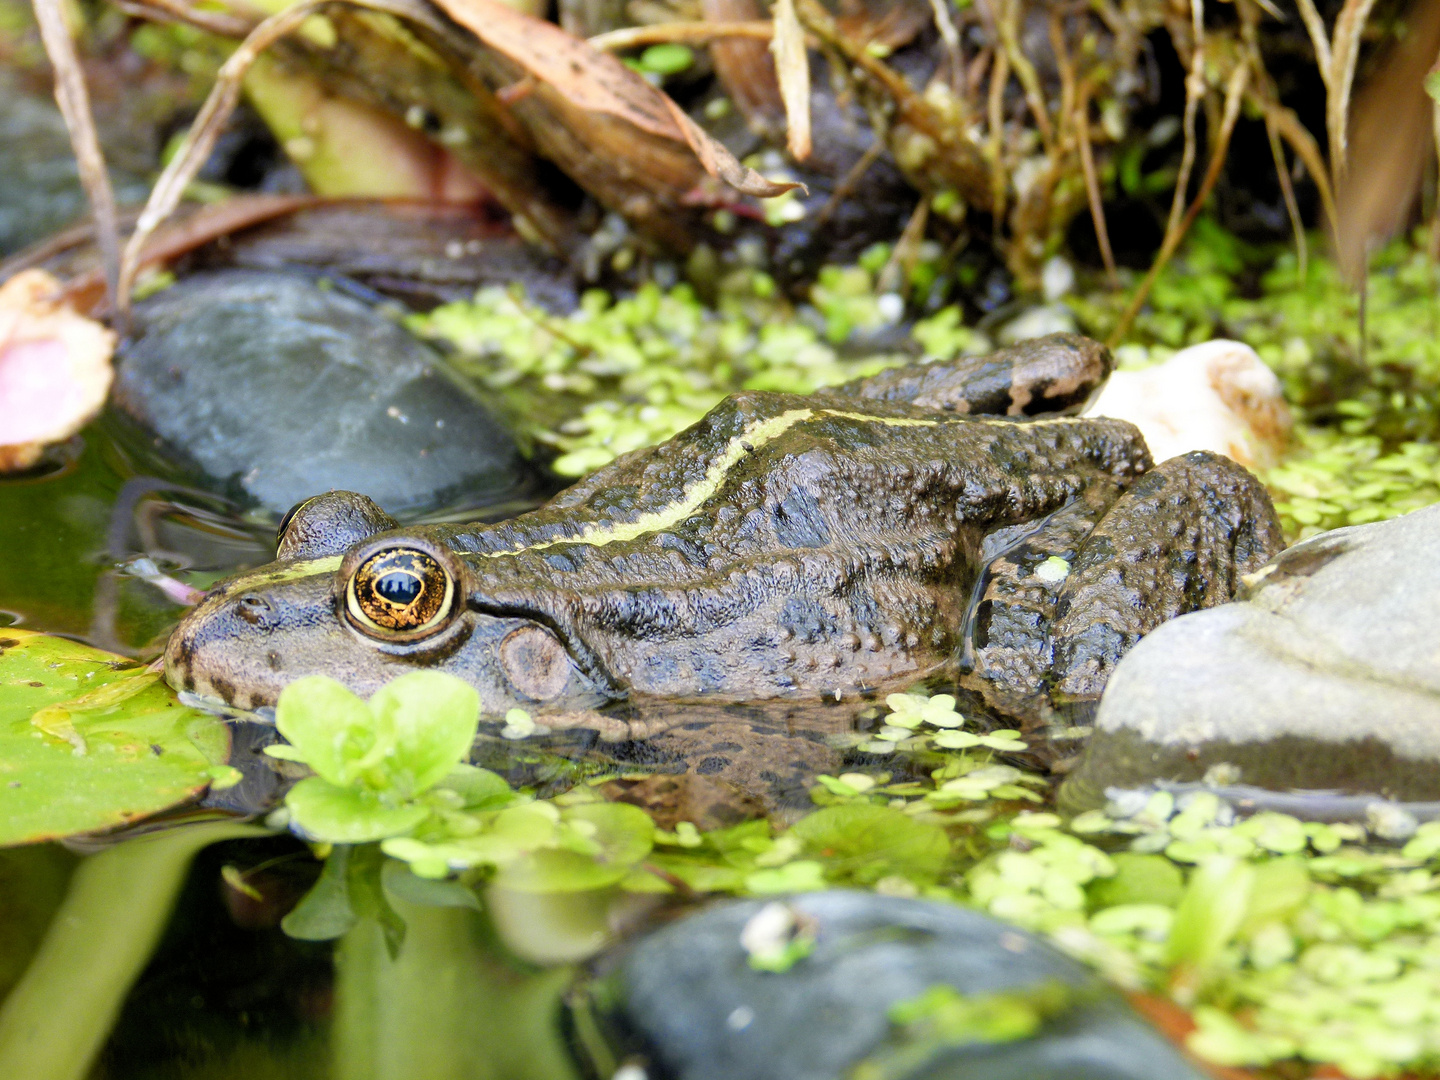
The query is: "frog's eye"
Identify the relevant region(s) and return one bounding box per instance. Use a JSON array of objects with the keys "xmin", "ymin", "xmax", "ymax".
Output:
[
  {"xmin": 345, "ymin": 547, "xmax": 455, "ymax": 638},
  {"xmin": 276, "ymin": 496, "xmax": 318, "ymax": 552}
]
